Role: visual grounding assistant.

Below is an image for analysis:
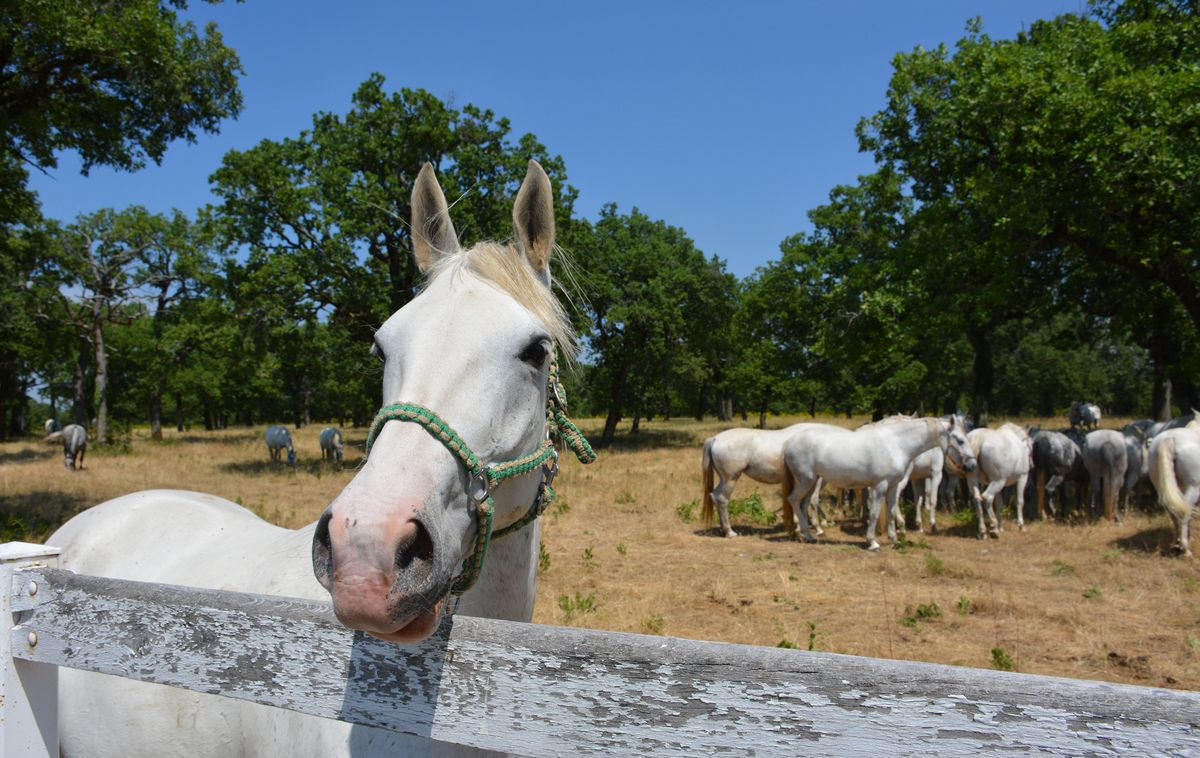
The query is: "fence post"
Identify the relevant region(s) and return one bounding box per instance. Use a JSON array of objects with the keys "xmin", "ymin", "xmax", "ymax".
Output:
[{"xmin": 1, "ymin": 542, "xmax": 61, "ymax": 758}]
